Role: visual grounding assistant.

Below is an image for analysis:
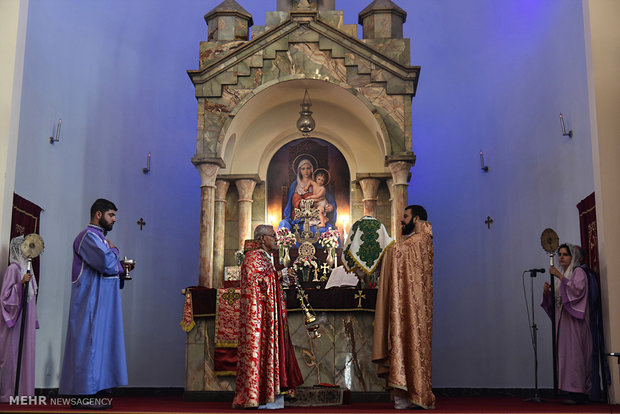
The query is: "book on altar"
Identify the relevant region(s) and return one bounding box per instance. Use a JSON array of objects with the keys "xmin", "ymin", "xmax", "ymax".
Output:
[{"xmin": 325, "ymin": 266, "xmax": 359, "ymax": 289}]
